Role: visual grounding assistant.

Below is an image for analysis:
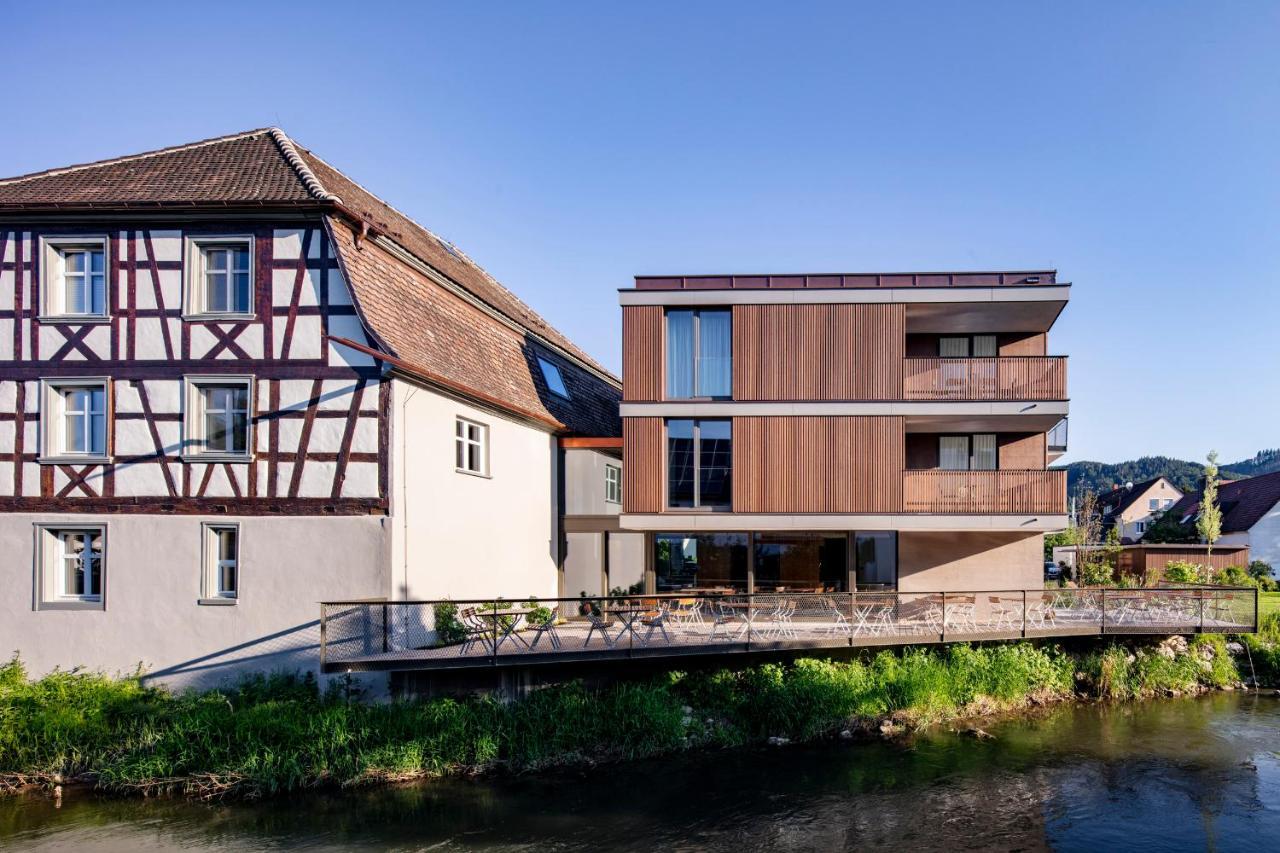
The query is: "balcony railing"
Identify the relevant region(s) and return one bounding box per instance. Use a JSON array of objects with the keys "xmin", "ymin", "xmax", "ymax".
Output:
[
  {"xmin": 319, "ymin": 587, "xmax": 1257, "ymax": 673},
  {"xmin": 902, "ymin": 469, "xmax": 1067, "ymax": 514},
  {"xmin": 902, "ymin": 356, "xmax": 1067, "ymax": 401}
]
